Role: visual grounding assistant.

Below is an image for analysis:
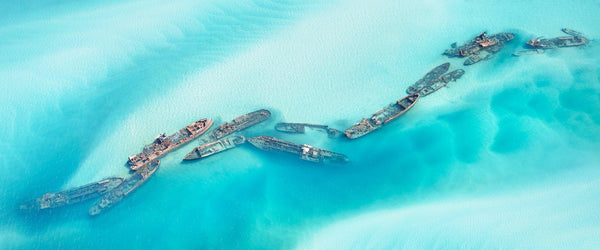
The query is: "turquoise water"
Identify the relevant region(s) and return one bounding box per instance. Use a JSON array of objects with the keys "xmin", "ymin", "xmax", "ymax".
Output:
[{"xmin": 1, "ymin": 0, "xmax": 599, "ymax": 248}]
